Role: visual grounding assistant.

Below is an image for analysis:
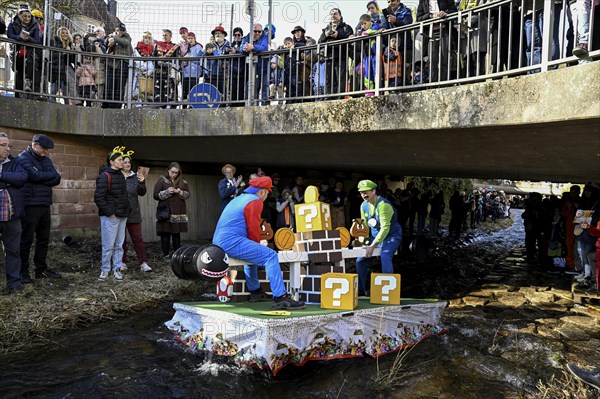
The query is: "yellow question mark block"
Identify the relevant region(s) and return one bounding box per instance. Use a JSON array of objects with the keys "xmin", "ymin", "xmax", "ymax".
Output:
[
  {"xmin": 295, "ymin": 185, "xmax": 332, "ymax": 233},
  {"xmin": 321, "ymin": 273, "xmax": 358, "ymax": 310},
  {"xmin": 370, "ymin": 273, "xmax": 401, "ymax": 305}
]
